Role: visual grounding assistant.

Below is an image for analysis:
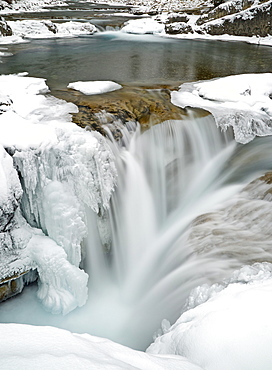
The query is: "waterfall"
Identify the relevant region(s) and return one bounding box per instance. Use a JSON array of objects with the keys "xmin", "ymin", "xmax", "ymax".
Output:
[{"xmin": 2, "ymin": 110, "xmax": 272, "ymax": 350}]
